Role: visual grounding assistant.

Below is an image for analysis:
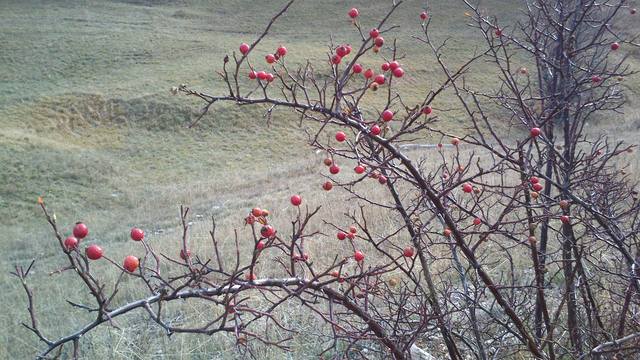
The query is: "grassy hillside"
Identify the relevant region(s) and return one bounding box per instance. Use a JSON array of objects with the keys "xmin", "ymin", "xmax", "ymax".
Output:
[{"xmin": 2, "ymin": 0, "xmax": 640, "ymax": 358}]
